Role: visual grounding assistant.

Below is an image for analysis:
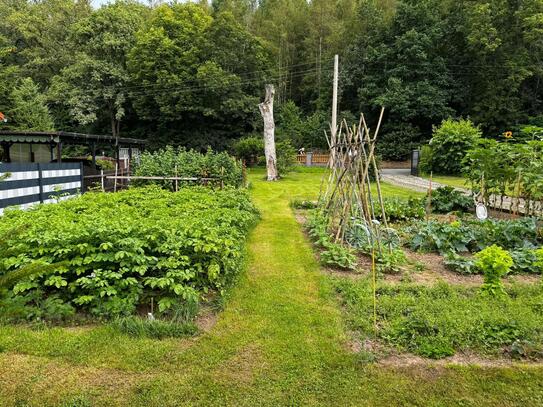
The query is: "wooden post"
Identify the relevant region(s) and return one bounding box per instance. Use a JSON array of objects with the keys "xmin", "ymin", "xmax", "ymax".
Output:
[
  {"xmin": 113, "ymin": 163, "xmax": 118, "ymax": 192},
  {"xmin": 426, "ymin": 171, "xmax": 433, "ymax": 220},
  {"xmin": 258, "ymin": 84, "xmax": 278, "ymax": 181},
  {"xmin": 100, "ymin": 169, "xmax": 105, "ymax": 192},
  {"xmin": 56, "ymin": 141, "xmax": 62, "ymax": 163},
  {"xmin": 91, "ymin": 142, "xmax": 97, "ymax": 168}
]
